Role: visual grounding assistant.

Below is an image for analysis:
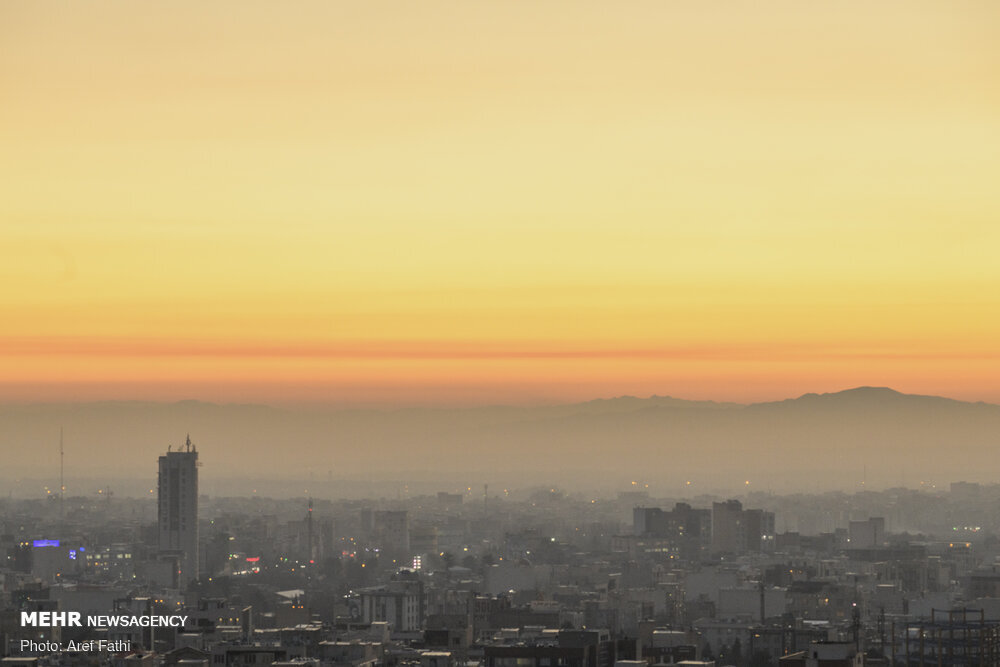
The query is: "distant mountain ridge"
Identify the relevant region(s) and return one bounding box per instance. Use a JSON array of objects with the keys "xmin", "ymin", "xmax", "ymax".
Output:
[
  {"xmin": 9, "ymin": 386, "xmax": 993, "ymax": 414},
  {"xmin": 748, "ymin": 386, "xmax": 1000, "ymax": 413}
]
